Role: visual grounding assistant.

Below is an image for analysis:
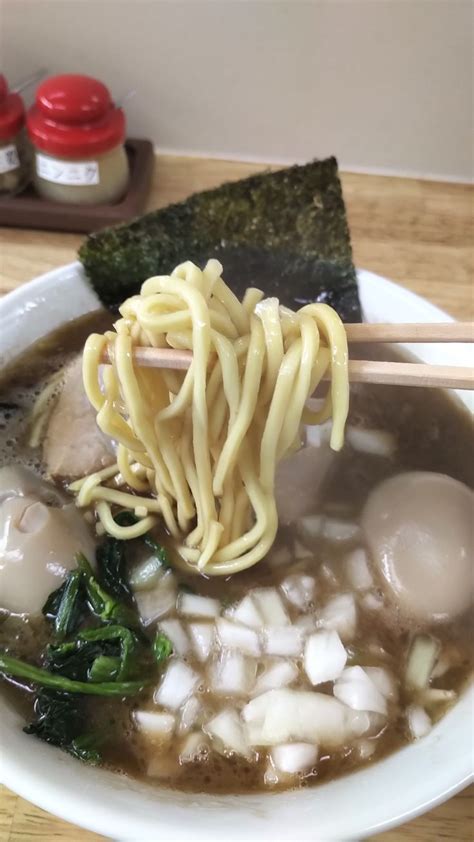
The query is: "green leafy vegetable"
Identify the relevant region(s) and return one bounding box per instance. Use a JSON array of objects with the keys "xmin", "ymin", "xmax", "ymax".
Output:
[
  {"xmin": 53, "ymin": 570, "xmax": 84, "ymax": 639},
  {"xmin": 24, "ymin": 689, "xmax": 83, "ymax": 746},
  {"xmin": 24, "ymin": 690, "xmax": 104, "ymax": 764},
  {"xmin": 115, "ymin": 510, "xmax": 170, "ymax": 570},
  {"xmin": 69, "ymin": 732, "xmax": 104, "ymax": 764},
  {"xmin": 45, "ymin": 624, "xmax": 139, "ymax": 684},
  {"xmin": 89, "ymin": 655, "xmax": 121, "ymax": 683},
  {"xmin": 76, "ymin": 553, "xmax": 139, "ymax": 629},
  {"xmin": 78, "ymin": 625, "xmax": 138, "ymax": 681},
  {"xmin": 153, "ymin": 632, "xmax": 173, "ymax": 663},
  {"xmin": 0, "ymin": 653, "xmax": 146, "ymax": 696},
  {"xmin": 142, "ymin": 534, "xmax": 170, "ymax": 569},
  {"xmin": 8, "ymin": 535, "xmax": 173, "ymax": 764},
  {"xmin": 96, "ymin": 535, "xmax": 132, "ymax": 603},
  {"xmin": 42, "ymin": 574, "xmax": 86, "ymax": 638}
]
